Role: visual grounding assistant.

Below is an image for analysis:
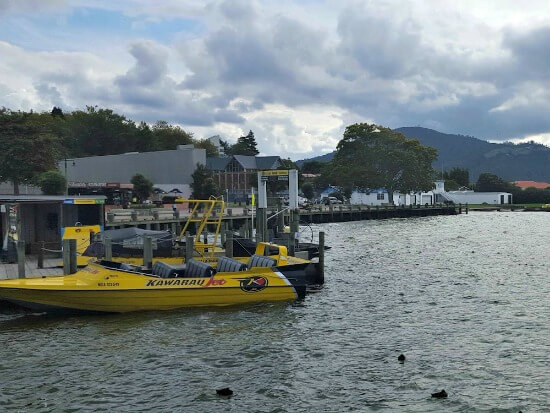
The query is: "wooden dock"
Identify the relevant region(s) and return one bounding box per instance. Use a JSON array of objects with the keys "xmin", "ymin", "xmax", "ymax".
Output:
[
  {"xmin": 104, "ymin": 204, "xmax": 462, "ymax": 231},
  {"xmin": 0, "ymin": 256, "xmax": 63, "ymax": 280}
]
